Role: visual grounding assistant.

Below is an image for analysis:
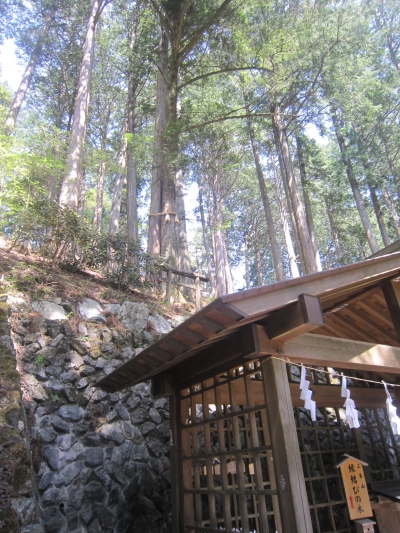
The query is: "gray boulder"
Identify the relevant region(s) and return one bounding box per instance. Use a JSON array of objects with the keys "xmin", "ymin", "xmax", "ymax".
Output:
[
  {"xmin": 118, "ymin": 302, "xmax": 149, "ymax": 334},
  {"xmin": 79, "ymin": 298, "xmax": 106, "ymax": 323},
  {"xmin": 147, "ymin": 314, "xmax": 172, "ymax": 335},
  {"xmin": 22, "ymin": 374, "xmax": 48, "ymax": 401},
  {"xmin": 104, "ymin": 303, "xmax": 121, "ymax": 315},
  {"xmin": 32, "ymin": 301, "xmax": 67, "ymax": 321}
]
